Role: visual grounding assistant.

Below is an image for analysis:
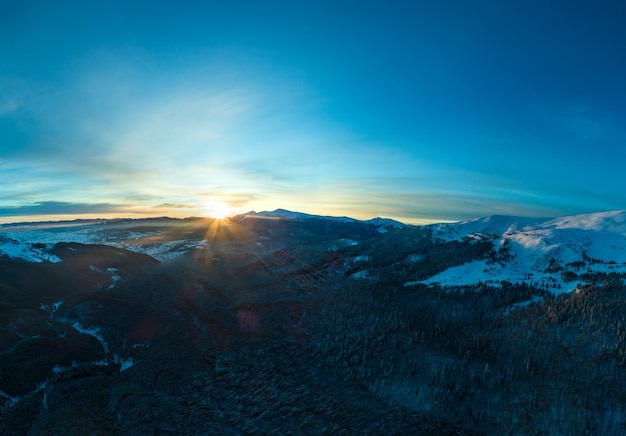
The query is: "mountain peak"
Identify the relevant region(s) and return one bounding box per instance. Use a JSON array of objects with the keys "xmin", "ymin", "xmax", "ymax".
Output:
[
  {"xmin": 543, "ymin": 210, "xmax": 626, "ymax": 232},
  {"xmin": 236, "ymin": 209, "xmax": 405, "ymax": 228},
  {"xmin": 418, "ymin": 209, "xmax": 626, "ymax": 292}
]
